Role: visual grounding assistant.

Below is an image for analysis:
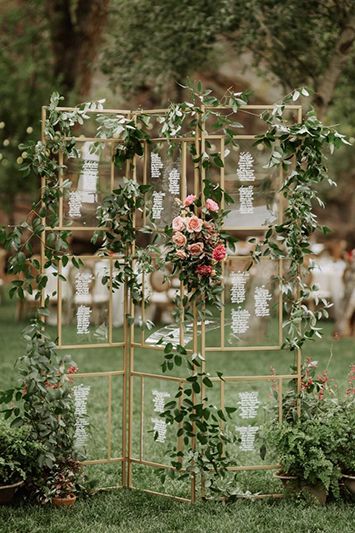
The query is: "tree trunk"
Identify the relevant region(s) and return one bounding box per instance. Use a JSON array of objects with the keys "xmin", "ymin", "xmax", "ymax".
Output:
[
  {"xmin": 44, "ymin": 0, "xmax": 110, "ymax": 98},
  {"xmin": 315, "ymin": 14, "xmax": 355, "ymax": 119}
]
